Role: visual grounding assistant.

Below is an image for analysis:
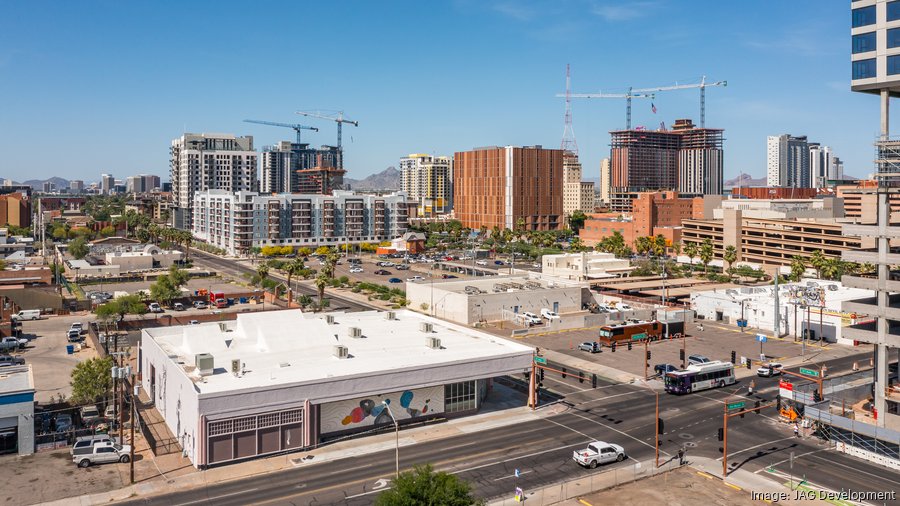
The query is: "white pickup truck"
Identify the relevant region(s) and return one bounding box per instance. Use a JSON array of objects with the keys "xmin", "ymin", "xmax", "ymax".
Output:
[
  {"xmin": 573, "ymin": 441, "xmax": 626, "ymax": 468},
  {"xmin": 0, "ymin": 337, "xmax": 27, "ymax": 352}
]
